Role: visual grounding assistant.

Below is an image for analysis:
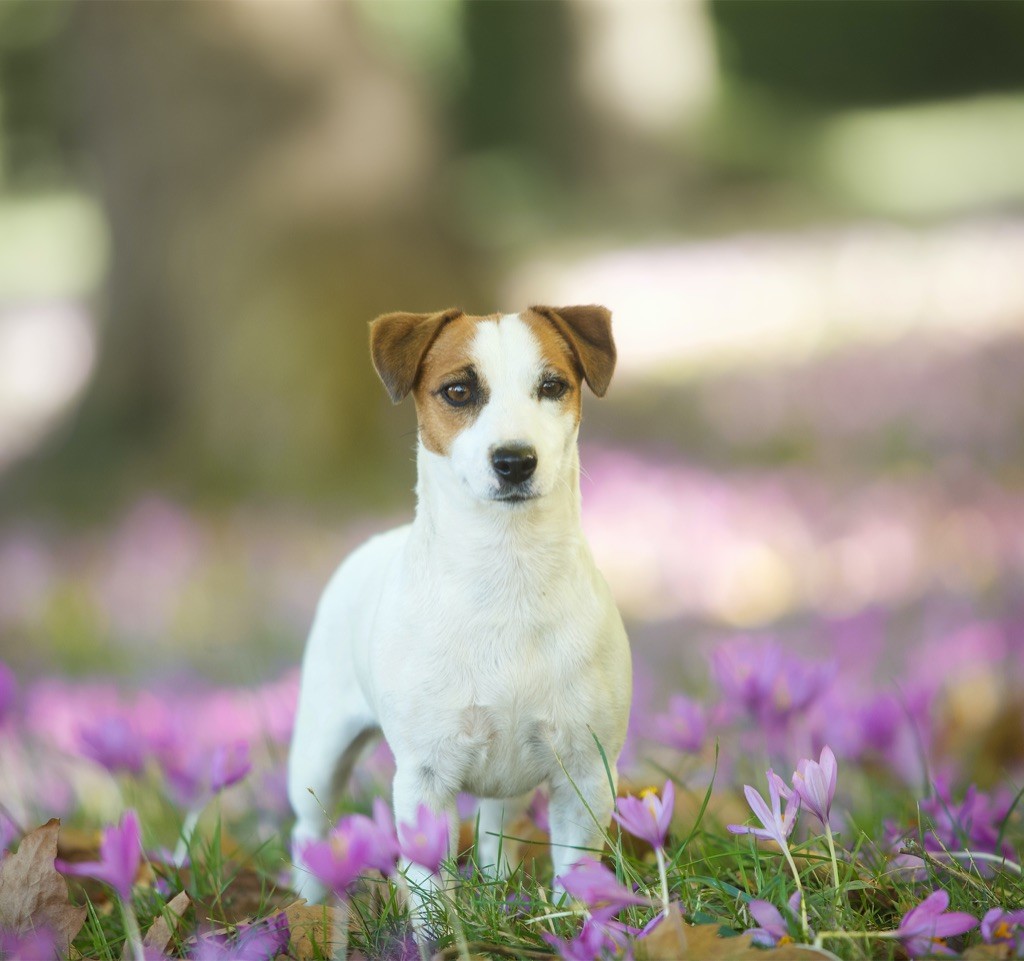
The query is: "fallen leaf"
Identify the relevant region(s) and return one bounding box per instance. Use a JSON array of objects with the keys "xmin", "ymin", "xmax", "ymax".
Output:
[
  {"xmin": 962, "ymin": 944, "xmax": 1013, "ymax": 960},
  {"xmin": 637, "ymin": 910, "xmax": 838, "ymax": 961},
  {"xmin": 56, "ymin": 825, "xmax": 102, "ymax": 861},
  {"xmin": 124, "ymin": 890, "xmax": 191, "ymax": 961},
  {"xmin": 0, "ymin": 819, "xmax": 87, "ymax": 950},
  {"xmin": 282, "ymin": 899, "xmax": 348, "ymax": 961}
]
